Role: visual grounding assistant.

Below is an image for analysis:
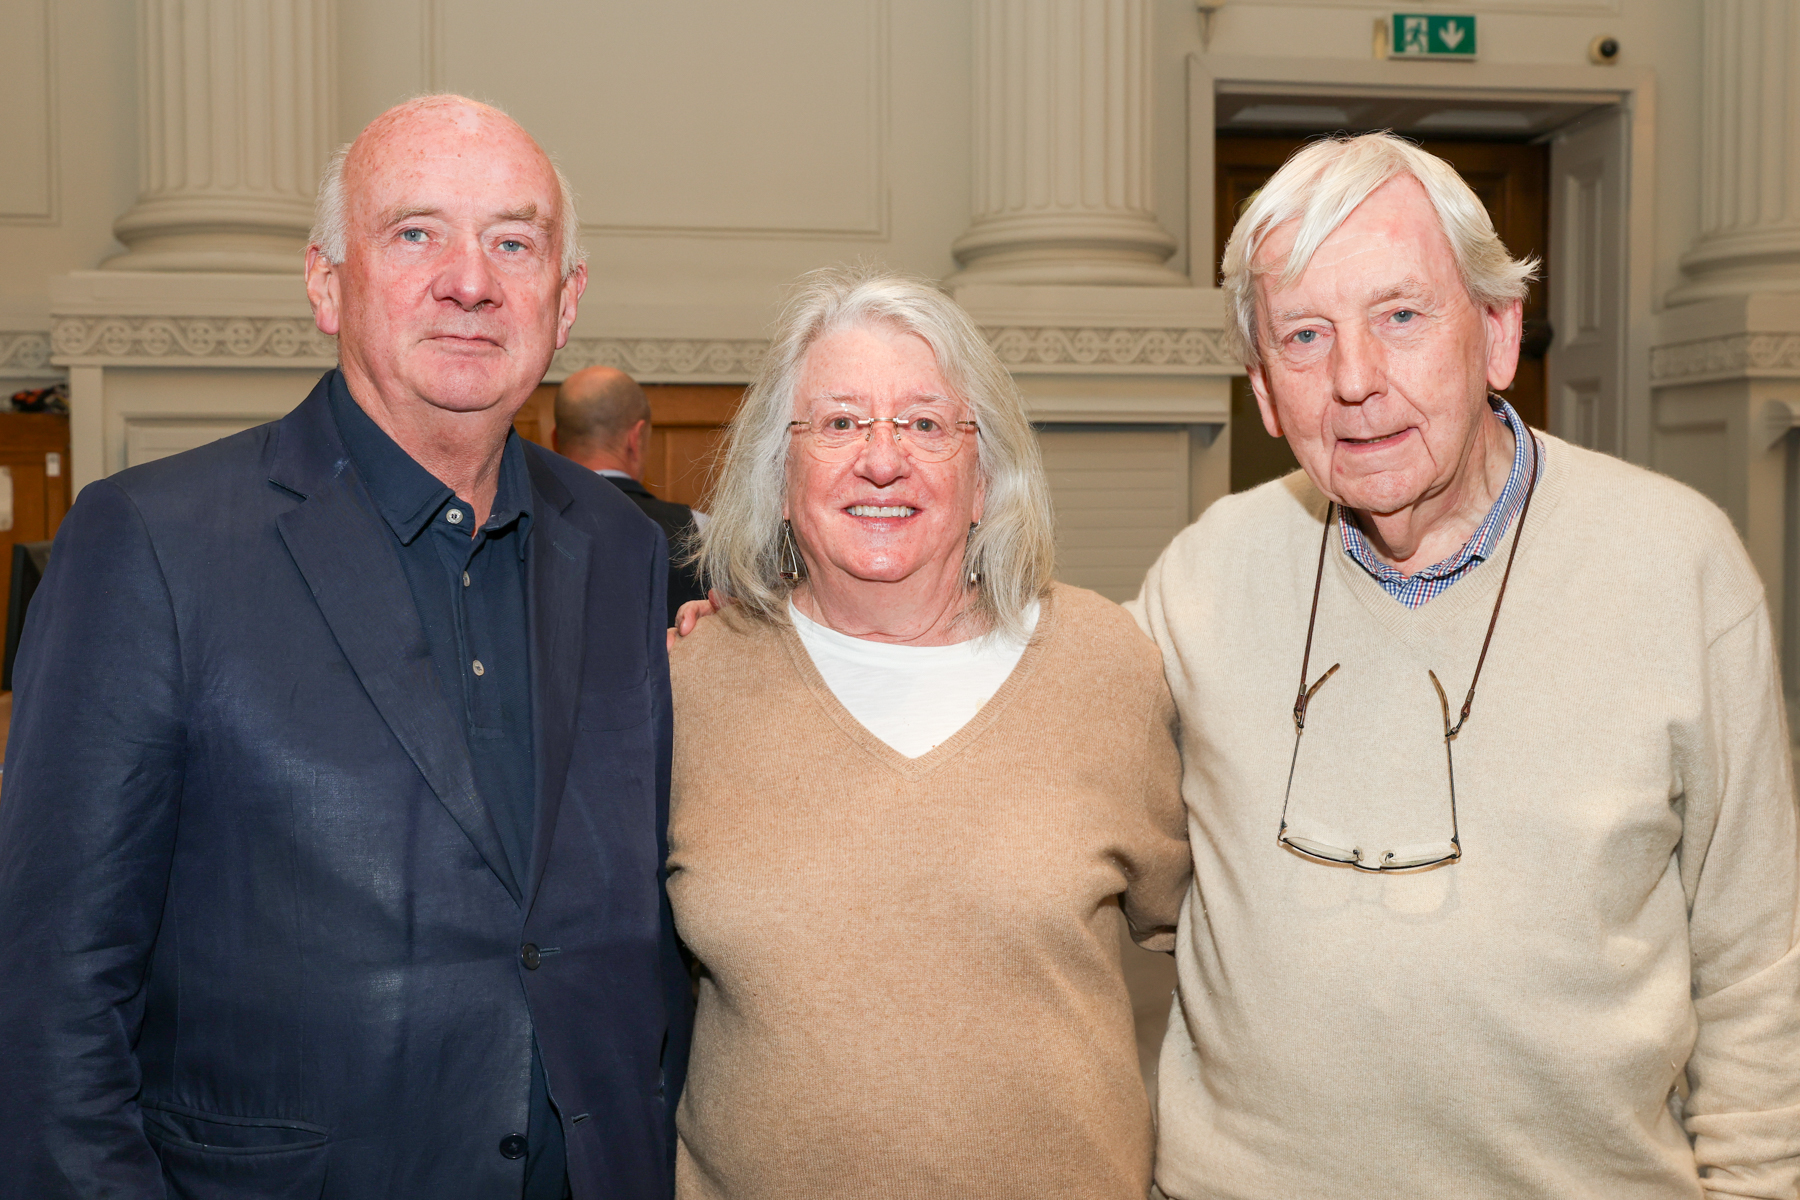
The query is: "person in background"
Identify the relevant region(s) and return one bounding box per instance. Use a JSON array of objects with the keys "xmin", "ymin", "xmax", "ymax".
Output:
[
  {"xmin": 666, "ymin": 266, "xmax": 1189, "ymax": 1199},
  {"xmin": 0, "ymin": 95, "xmax": 691, "ymax": 1200},
  {"xmin": 1134, "ymin": 131, "xmax": 1800, "ymax": 1200},
  {"xmin": 556, "ymin": 365, "xmax": 708, "ymax": 626}
]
